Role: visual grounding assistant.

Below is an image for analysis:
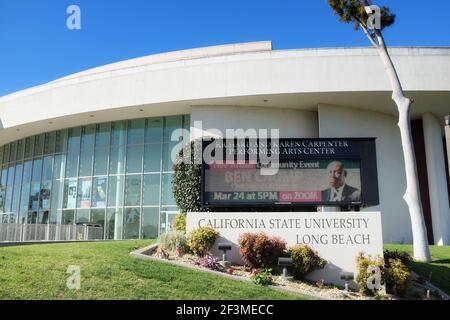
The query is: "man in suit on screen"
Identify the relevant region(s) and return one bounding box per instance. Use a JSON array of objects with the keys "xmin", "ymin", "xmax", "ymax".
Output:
[{"xmin": 321, "ymin": 161, "xmax": 361, "ymax": 203}]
